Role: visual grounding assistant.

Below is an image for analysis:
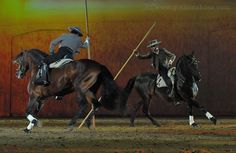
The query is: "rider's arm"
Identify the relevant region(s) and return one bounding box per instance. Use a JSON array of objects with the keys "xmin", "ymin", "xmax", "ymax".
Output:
[
  {"xmin": 49, "ymin": 35, "xmax": 65, "ymax": 55},
  {"xmin": 136, "ymin": 51, "xmax": 152, "ymax": 59},
  {"xmin": 170, "ymin": 54, "xmax": 176, "ymax": 64},
  {"xmin": 162, "ymin": 48, "xmax": 176, "ymax": 64}
]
